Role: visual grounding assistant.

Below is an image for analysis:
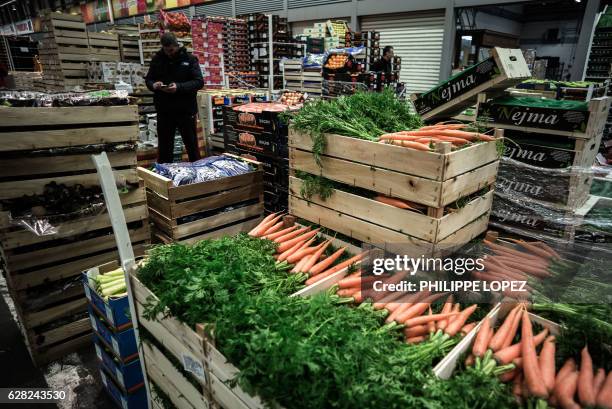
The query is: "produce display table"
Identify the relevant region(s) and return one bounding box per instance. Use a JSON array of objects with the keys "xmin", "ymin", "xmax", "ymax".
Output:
[{"xmin": 0, "ymin": 103, "xmax": 149, "ymax": 365}]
